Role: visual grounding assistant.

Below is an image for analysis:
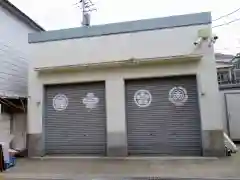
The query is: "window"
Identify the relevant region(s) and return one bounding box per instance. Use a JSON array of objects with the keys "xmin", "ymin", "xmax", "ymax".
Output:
[
  {"xmin": 235, "ymin": 62, "xmax": 240, "ymax": 69},
  {"xmin": 217, "ymin": 71, "xmax": 230, "ymax": 84}
]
